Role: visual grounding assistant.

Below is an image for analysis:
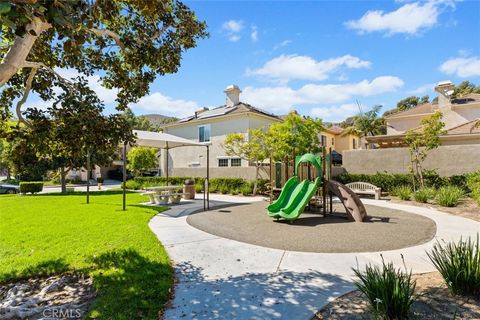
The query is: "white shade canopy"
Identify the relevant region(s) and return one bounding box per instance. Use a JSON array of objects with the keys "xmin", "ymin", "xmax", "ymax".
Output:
[{"xmin": 133, "ymin": 130, "xmax": 204, "ymax": 149}]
